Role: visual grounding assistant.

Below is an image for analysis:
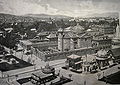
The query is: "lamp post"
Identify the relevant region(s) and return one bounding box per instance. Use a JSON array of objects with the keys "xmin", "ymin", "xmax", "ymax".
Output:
[
  {"xmin": 21, "ymin": 49, "xmax": 24, "ymax": 60},
  {"xmin": 83, "ymin": 74, "xmax": 87, "ymax": 85},
  {"xmin": 7, "ymin": 74, "xmax": 9, "ymax": 82}
]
